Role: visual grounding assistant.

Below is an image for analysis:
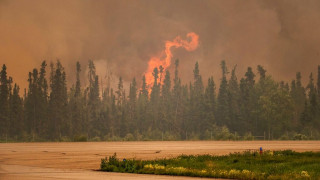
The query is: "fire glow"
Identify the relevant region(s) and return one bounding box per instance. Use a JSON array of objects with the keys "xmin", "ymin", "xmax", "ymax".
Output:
[{"xmin": 144, "ymin": 32, "xmax": 199, "ymax": 90}]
